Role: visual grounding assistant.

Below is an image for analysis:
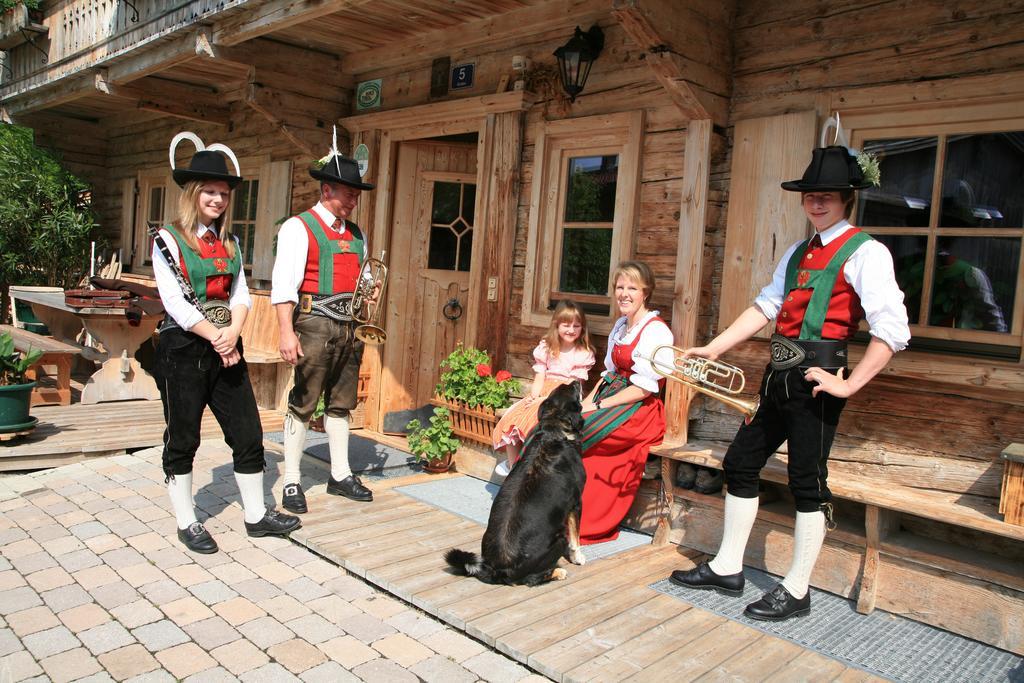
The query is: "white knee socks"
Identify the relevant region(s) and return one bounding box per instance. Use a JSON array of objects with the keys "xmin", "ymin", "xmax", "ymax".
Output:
[
  {"xmin": 283, "ymin": 413, "xmax": 307, "ymax": 486},
  {"xmin": 166, "ymin": 473, "xmax": 198, "ymax": 530},
  {"xmin": 781, "ymin": 510, "xmax": 826, "ymax": 599},
  {"xmin": 325, "ymin": 414, "xmax": 352, "ymax": 482},
  {"xmin": 234, "ymin": 471, "xmax": 267, "ymax": 524},
  {"xmin": 709, "ymin": 493, "xmax": 759, "ymax": 576}
]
